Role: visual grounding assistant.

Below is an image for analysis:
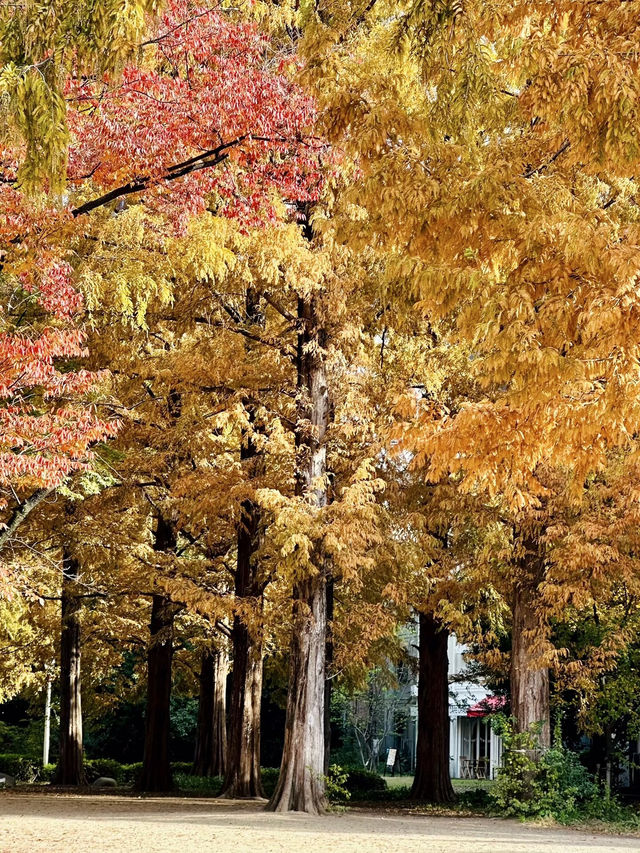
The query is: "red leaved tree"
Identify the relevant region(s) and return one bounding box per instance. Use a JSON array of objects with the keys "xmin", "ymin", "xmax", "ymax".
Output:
[
  {"xmin": 1, "ymin": 0, "xmax": 323, "ymax": 788},
  {"xmin": 0, "ymin": 2, "xmax": 321, "ymax": 586}
]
